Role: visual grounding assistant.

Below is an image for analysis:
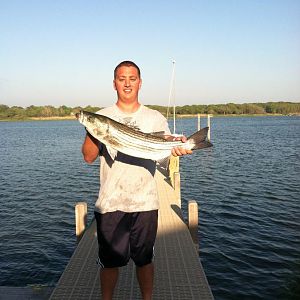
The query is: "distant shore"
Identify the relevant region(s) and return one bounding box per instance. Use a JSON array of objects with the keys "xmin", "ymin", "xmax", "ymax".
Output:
[
  {"xmin": 1, "ymin": 113, "xmax": 299, "ymax": 122},
  {"xmin": 30, "ymin": 116, "xmax": 76, "ymax": 121},
  {"xmin": 1, "ymin": 102, "xmax": 299, "ymax": 121},
  {"xmin": 175, "ymin": 113, "xmax": 299, "ymax": 118},
  {"xmin": 0, "ymin": 116, "xmax": 76, "ymax": 122}
]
